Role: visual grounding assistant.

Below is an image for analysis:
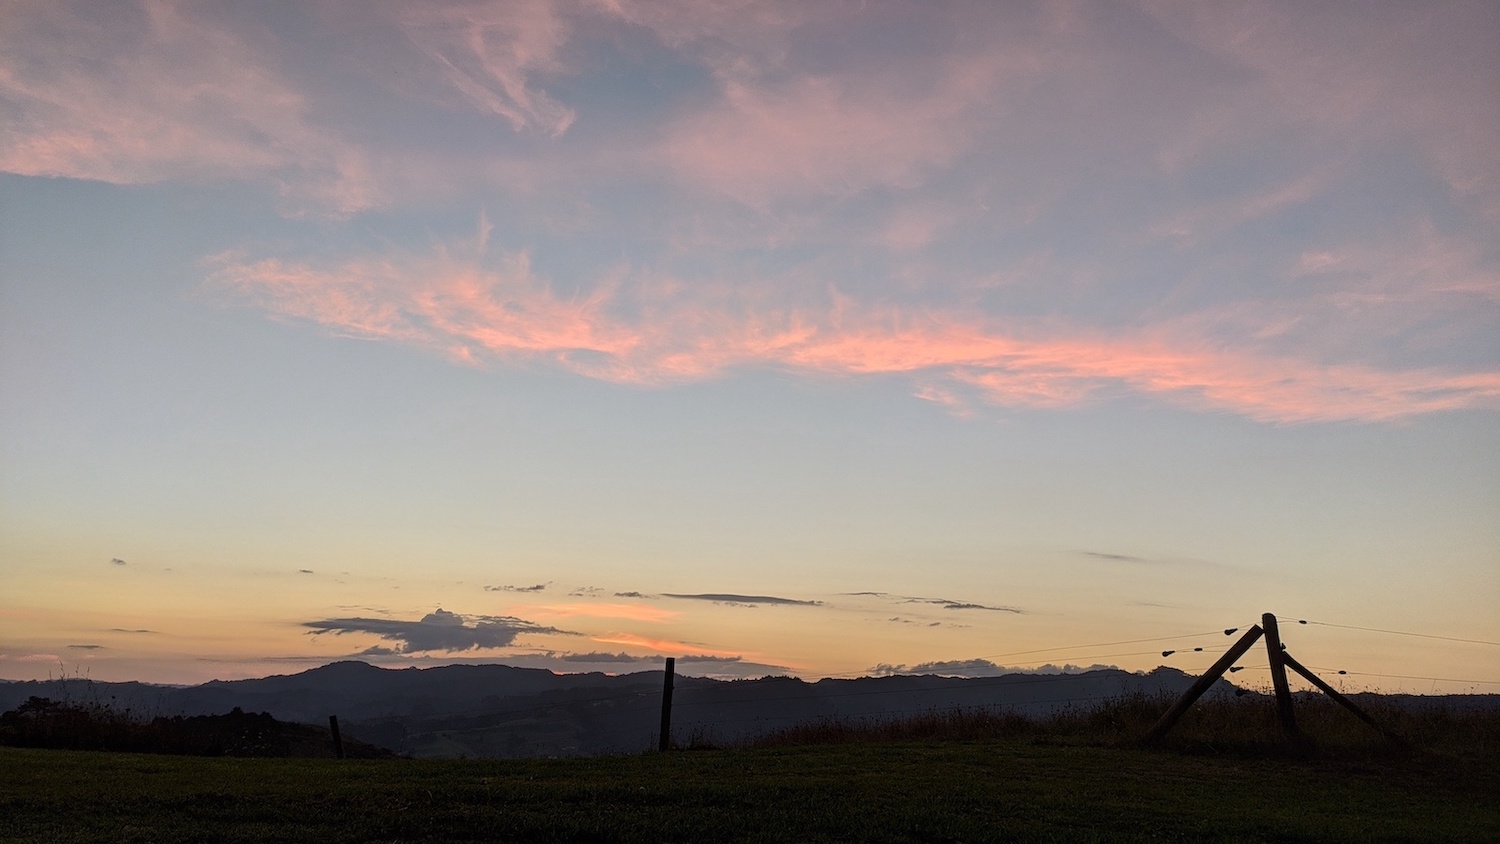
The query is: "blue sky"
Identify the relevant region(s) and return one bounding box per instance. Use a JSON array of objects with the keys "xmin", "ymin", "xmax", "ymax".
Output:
[{"xmin": 2, "ymin": 1, "xmax": 1497, "ymax": 691}]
